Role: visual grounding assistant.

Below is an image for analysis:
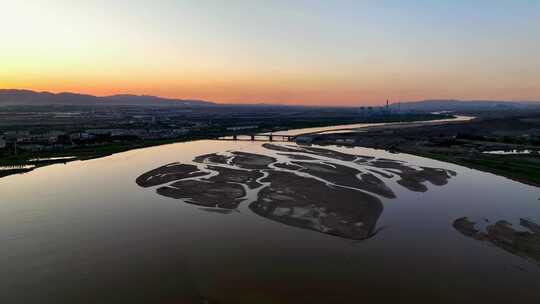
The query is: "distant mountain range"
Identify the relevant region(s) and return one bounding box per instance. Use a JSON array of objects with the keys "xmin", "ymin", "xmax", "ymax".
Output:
[
  {"xmin": 390, "ymin": 99, "xmax": 540, "ymax": 112},
  {"xmin": 0, "ymin": 89, "xmax": 215, "ymax": 107},
  {"xmin": 1, "ymin": 89, "xmax": 539, "ymax": 110}
]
